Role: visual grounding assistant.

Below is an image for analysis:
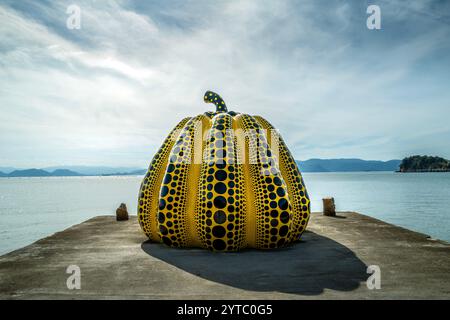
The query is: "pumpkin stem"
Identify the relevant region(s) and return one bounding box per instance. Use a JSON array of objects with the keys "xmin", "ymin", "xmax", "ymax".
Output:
[{"xmin": 204, "ymin": 91, "xmax": 228, "ymax": 113}]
